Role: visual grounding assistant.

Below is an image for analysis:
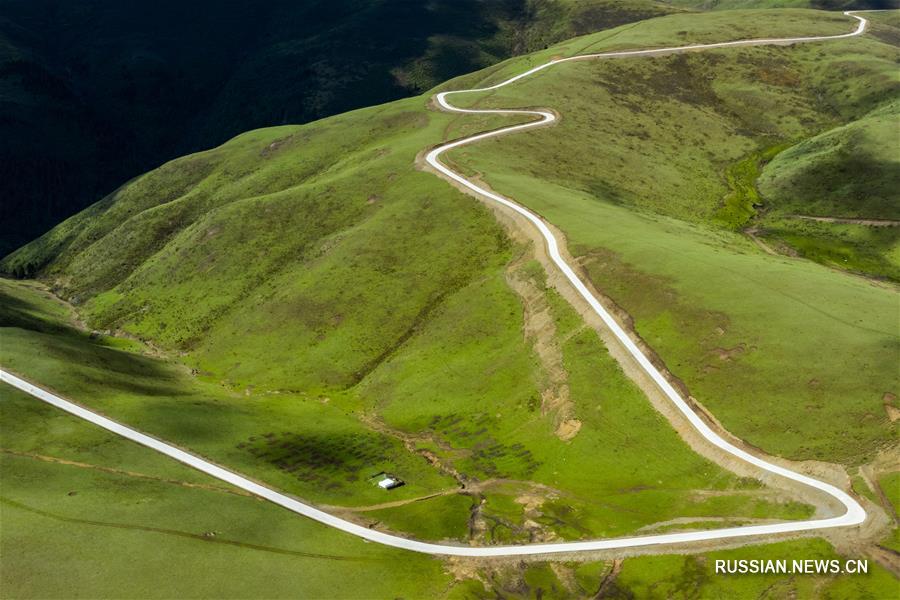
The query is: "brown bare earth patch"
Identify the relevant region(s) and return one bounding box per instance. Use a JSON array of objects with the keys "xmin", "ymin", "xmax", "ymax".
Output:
[
  {"xmin": 713, "ymin": 344, "xmax": 745, "ymax": 362},
  {"xmin": 515, "ymin": 491, "xmax": 549, "ymax": 514},
  {"xmin": 444, "ymin": 557, "xmax": 489, "ymax": 589},
  {"xmin": 595, "ymin": 559, "xmax": 623, "ymax": 598},
  {"xmin": 636, "ymin": 516, "xmax": 778, "ymax": 534},
  {"xmin": 556, "ymin": 418, "xmax": 582, "ymax": 441},
  {"xmin": 883, "ymin": 392, "xmax": 899, "ymax": 423},
  {"xmin": 688, "ymin": 488, "xmax": 784, "ymax": 501},
  {"xmin": 505, "ymin": 253, "xmax": 579, "ymax": 440}
]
